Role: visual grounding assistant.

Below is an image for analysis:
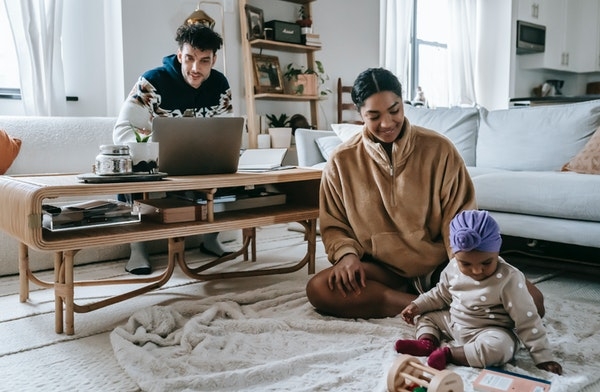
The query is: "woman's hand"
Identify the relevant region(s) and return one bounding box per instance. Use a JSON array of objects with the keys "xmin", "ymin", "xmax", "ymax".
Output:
[
  {"xmin": 400, "ymin": 303, "xmax": 420, "ymax": 325},
  {"xmin": 327, "ymin": 254, "xmax": 366, "ymax": 297},
  {"xmin": 536, "ymin": 361, "xmax": 563, "ymax": 375}
]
